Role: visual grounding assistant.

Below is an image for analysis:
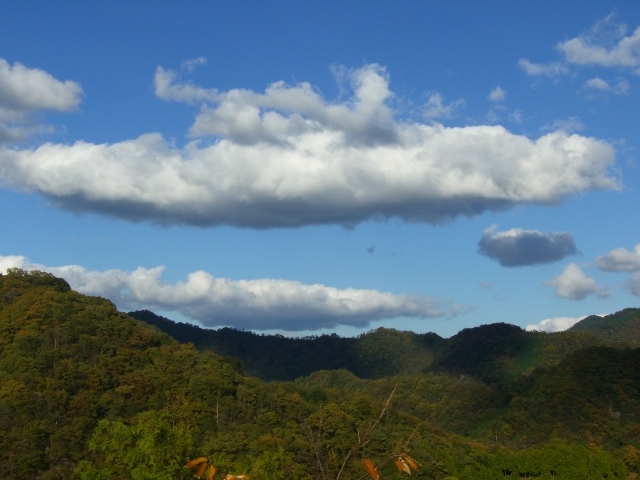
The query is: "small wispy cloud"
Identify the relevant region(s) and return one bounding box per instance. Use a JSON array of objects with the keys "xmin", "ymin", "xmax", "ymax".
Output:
[
  {"xmin": 557, "ymin": 14, "xmax": 640, "ymax": 72},
  {"xmin": 596, "ymin": 243, "xmax": 640, "ymax": 298},
  {"xmin": 485, "ymin": 110, "xmax": 499, "ymax": 123},
  {"xmin": 542, "ymin": 116, "xmax": 586, "ymax": 134},
  {"xmin": 423, "ymin": 92, "xmax": 465, "ymax": 119},
  {"xmin": 509, "ymin": 109, "xmax": 523, "ymax": 124},
  {"xmin": 518, "ymin": 58, "xmax": 569, "ymax": 79},
  {"xmin": 181, "ymin": 56, "xmax": 207, "ymax": 73},
  {"xmin": 526, "ymin": 314, "xmax": 605, "ymax": 332},
  {"xmin": 488, "ymin": 86, "xmax": 506, "ymax": 102},
  {"xmin": 544, "ymin": 263, "xmax": 609, "ymax": 300},
  {"xmin": 583, "ymin": 77, "xmax": 630, "ymax": 95}
]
